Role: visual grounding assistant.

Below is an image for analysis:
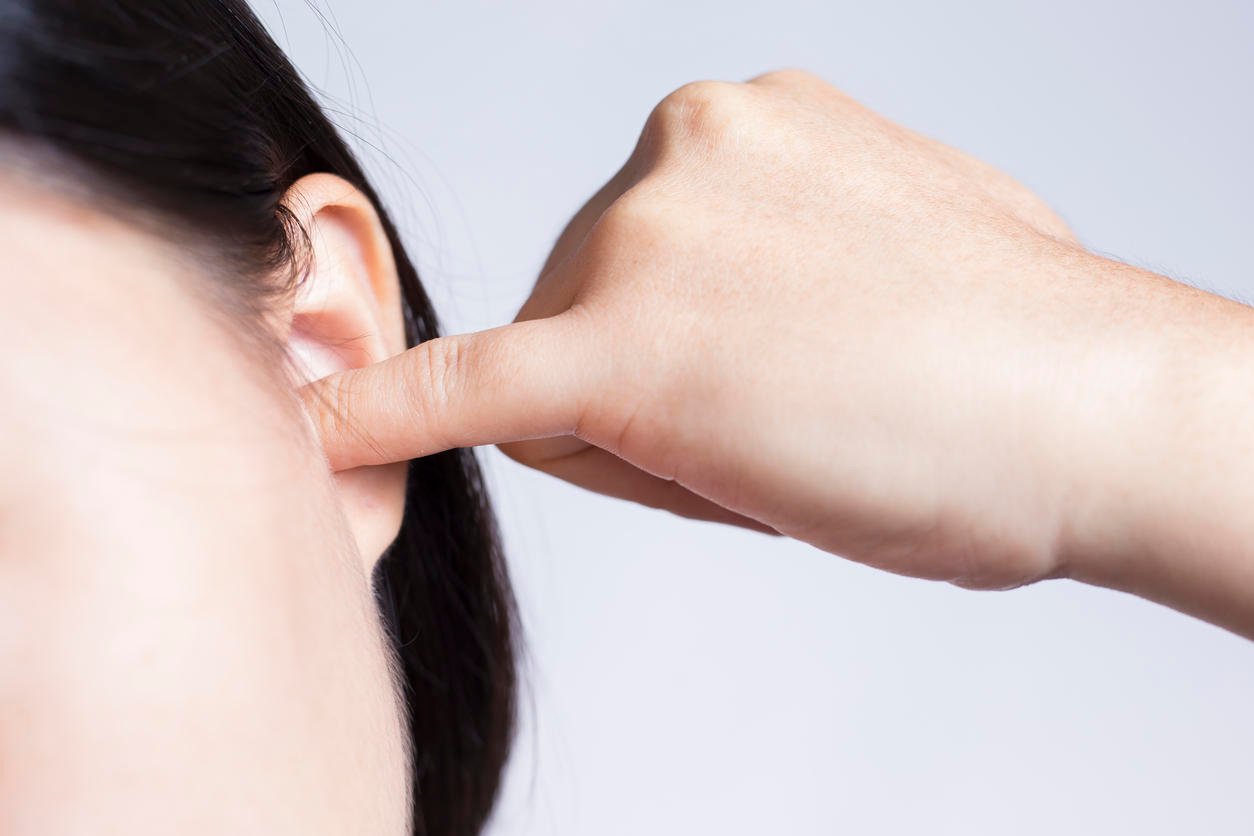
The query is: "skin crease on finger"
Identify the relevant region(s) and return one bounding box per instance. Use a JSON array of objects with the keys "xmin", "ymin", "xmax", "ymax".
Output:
[{"xmin": 0, "ymin": 170, "xmax": 411, "ymax": 834}]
